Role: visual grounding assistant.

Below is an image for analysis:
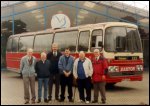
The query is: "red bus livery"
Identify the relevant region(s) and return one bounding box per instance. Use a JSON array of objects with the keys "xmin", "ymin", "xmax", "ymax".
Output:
[{"xmin": 6, "ymin": 22, "xmax": 143, "ymax": 85}]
